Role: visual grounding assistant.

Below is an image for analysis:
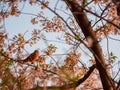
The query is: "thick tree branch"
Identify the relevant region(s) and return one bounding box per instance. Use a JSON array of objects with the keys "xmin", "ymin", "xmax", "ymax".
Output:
[
  {"xmin": 2, "ymin": 51, "xmax": 96, "ymax": 89},
  {"xmin": 64, "ymin": 0, "xmax": 116, "ymax": 90},
  {"xmin": 29, "ymin": 64, "xmax": 96, "ymax": 90},
  {"xmin": 37, "ymin": 0, "xmax": 117, "ymax": 89},
  {"xmin": 117, "ymin": 79, "xmax": 120, "ymax": 90}
]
